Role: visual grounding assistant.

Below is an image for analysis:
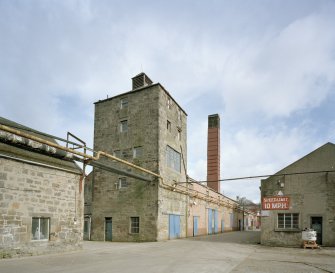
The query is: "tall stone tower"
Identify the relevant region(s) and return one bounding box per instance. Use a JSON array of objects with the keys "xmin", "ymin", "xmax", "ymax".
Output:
[
  {"xmin": 207, "ymin": 114, "xmax": 220, "ymax": 192},
  {"xmin": 90, "ymin": 73, "xmax": 187, "ymax": 242}
]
